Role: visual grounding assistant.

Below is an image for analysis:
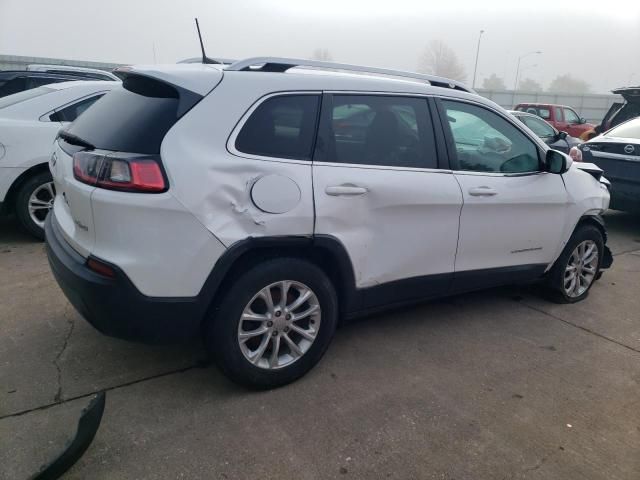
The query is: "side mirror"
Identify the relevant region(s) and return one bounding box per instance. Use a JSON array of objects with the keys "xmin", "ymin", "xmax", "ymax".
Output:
[
  {"xmin": 557, "ymin": 131, "xmax": 568, "ymax": 140},
  {"xmin": 546, "ymin": 149, "xmax": 567, "ymax": 174},
  {"xmin": 579, "ymin": 117, "xmax": 586, "ymax": 124}
]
